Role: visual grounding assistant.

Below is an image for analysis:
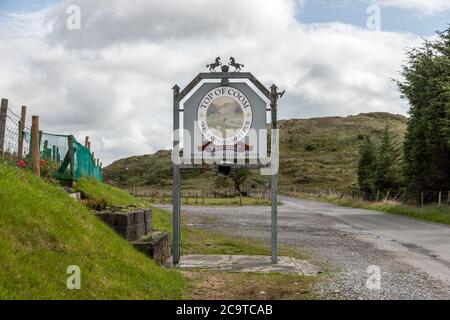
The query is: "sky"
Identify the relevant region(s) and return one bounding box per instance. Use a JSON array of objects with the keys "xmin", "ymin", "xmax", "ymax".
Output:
[{"xmin": 0, "ymin": 0, "xmax": 448, "ymax": 164}]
